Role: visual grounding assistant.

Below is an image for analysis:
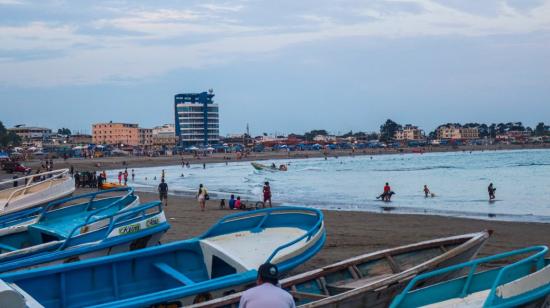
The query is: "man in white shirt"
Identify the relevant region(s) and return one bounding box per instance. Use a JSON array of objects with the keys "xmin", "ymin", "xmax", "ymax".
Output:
[{"xmin": 239, "ymin": 263, "xmax": 295, "ymax": 308}]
